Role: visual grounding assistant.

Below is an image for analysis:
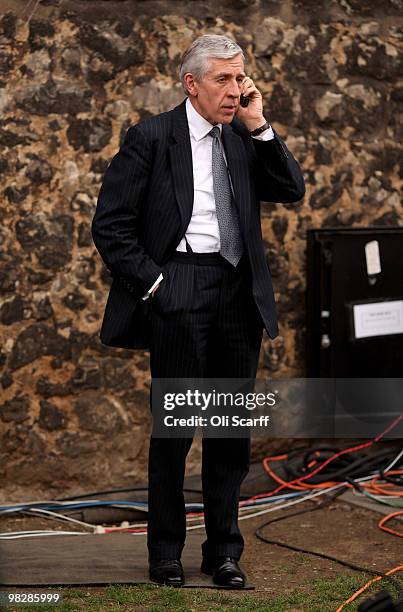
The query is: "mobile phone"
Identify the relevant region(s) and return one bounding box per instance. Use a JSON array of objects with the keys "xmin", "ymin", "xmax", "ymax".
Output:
[{"xmin": 240, "ymin": 94, "xmax": 250, "ymax": 108}]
